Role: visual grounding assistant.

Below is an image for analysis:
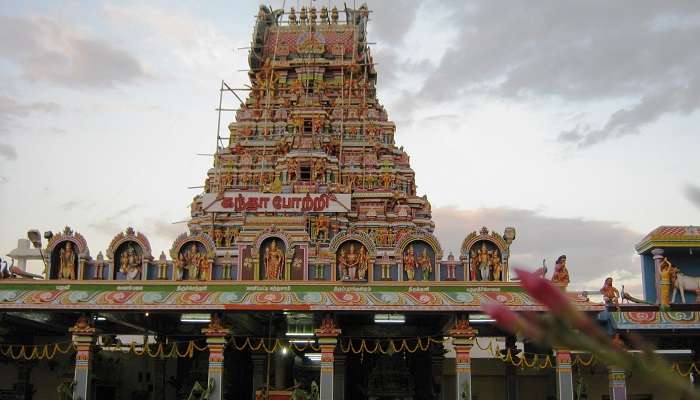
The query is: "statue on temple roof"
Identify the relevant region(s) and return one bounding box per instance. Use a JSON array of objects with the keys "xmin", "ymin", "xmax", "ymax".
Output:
[
  {"xmin": 300, "ymin": 7, "xmax": 308, "ymax": 24},
  {"xmin": 119, "ymin": 245, "xmax": 142, "ymax": 280},
  {"xmin": 659, "ymin": 257, "xmax": 677, "ymax": 306},
  {"xmin": 491, "ymin": 250, "xmax": 502, "ymax": 281},
  {"xmin": 550, "ymin": 255, "xmax": 570, "ymax": 285},
  {"xmin": 478, "ymin": 242, "xmax": 491, "ymax": 281},
  {"xmin": 403, "ymin": 245, "xmax": 416, "ymax": 281},
  {"xmin": 600, "ymin": 277, "xmax": 620, "ymax": 305},
  {"xmin": 59, "ymin": 242, "xmax": 76, "ymax": 280},
  {"xmin": 288, "ymin": 7, "xmax": 297, "ymax": 25},
  {"xmin": 338, "ymin": 248, "xmax": 348, "ymax": 280},
  {"xmin": 358, "ymin": 245, "xmax": 369, "ymax": 280},
  {"xmin": 331, "ymin": 6, "xmax": 339, "ymax": 23},
  {"xmin": 418, "ymin": 247, "xmax": 432, "ymax": 280}
]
